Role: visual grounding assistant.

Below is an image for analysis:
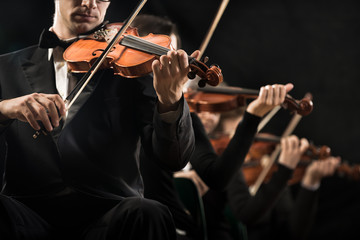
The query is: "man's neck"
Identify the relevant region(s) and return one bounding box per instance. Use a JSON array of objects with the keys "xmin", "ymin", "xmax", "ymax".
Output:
[{"xmin": 51, "ymin": 24, "xmax": 77, "ymax": 40}]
